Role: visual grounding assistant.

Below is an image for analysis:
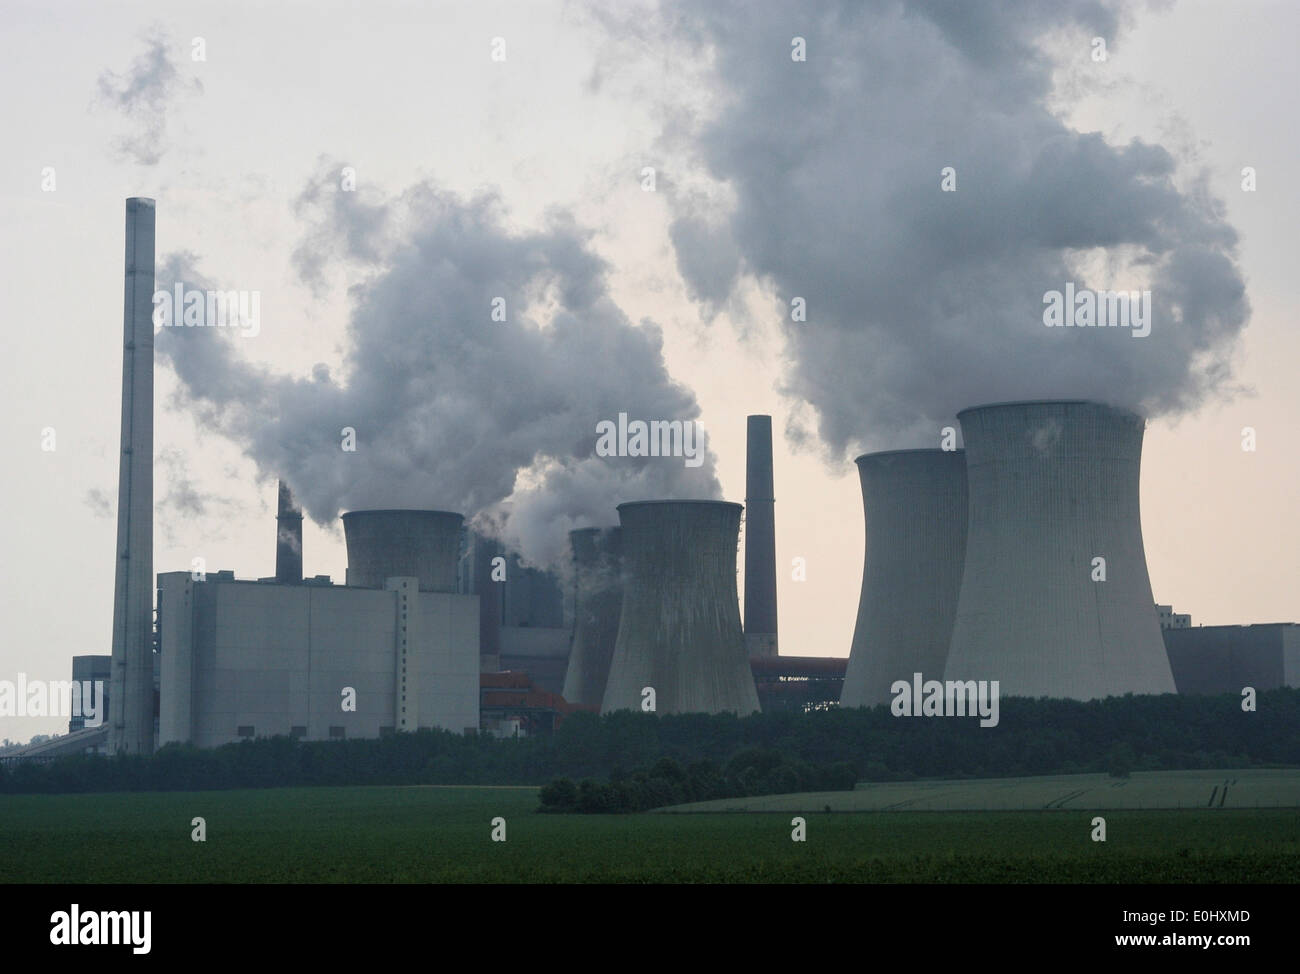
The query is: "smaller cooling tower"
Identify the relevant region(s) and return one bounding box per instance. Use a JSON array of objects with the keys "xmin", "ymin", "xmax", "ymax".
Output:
[
  {"xmin": 275, "ymin": 481, "xmax": 303, "ymax": 584},
  {"xmin": 841, "ymin": 450, "xmax": 968, "ymax": 709},
  {"xmin": 342, "ymin": 509, "xmax": 463, "ymax": 592},
  {"xmin": 944, "ymin": 400, "xmax": 1176, "ymax": 700},
  {"xmin": 601, "ymin": 501, "xmax": 759, "ymax": 716},
  {"xmin": 562, "ymin": 527, "xmax": 623, "ymax": 707}
]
